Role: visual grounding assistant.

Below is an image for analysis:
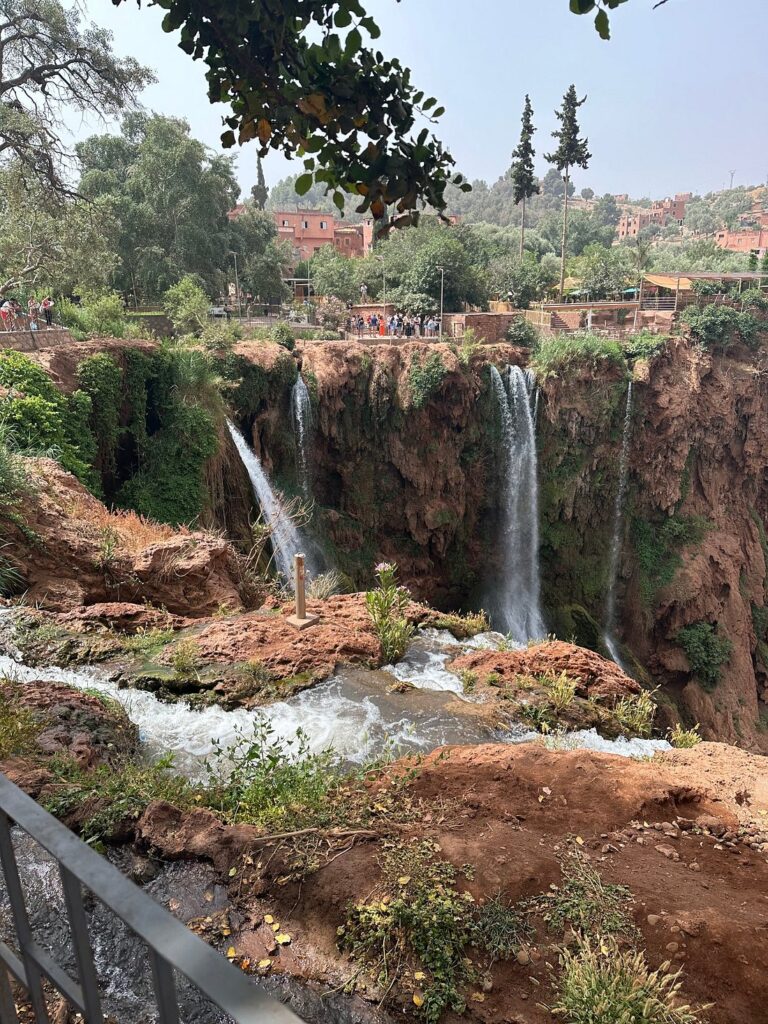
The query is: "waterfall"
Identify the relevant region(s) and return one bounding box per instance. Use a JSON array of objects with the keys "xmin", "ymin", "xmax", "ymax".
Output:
[
  {"xmin": 603, "ymin": 381, "xmax": 634, "ymax": 670},
  {"xmin": 291, "ymin": 374, "xmax": 313, "ymax": 500},
  {"xmin": 227, "ymin": 419, "xmax": 315, "ymax": 583},
  {"xmin": 489, "ymin": 365, "xmax": 545, "ymax": 642}
]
